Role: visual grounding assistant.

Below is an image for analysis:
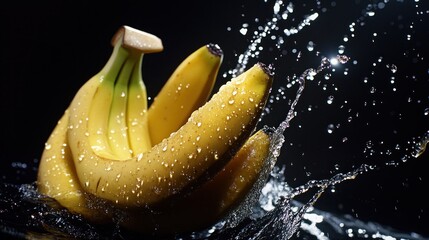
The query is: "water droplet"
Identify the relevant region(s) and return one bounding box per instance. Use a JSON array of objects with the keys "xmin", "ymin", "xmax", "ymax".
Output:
[
  {"xmin": 136, "ymin": 153, "xmax": 143, "ymax": 162},
  {"xmin": 424, "ymin": 108, "xmax": 429, "ymax": 116},
  {"xmin": 324, "ymin": 73, "xmax": 331, "ymax": 80},
  {"xmin": 44, "ymin": 143, "xmax": 52, "ymax": 150},
  {"xmin": 387, "ymin": 64, "xmax": 398, "ymax": 73},
  {"xmin": 338, "ymin": 45, "xmax": 345, "ymax": 54},
  {"xmin": 327, "ymin": 95, "xmax": 334, "ymax": 104},
  {"xmin": 307, "ymin": 41, "xmax": 315, "ymax": 51},
  {"xmin": 367, "ymin": 11, "xmax": 375, "ymax": 16},
  {"xmin": 337, "ymin": 55, "xmax": 350, "ymax": 64},
  {"xmin": 334, "ymin": 164, "xmax": 340, "ymax": 170},
  {"xmin": 330, "ymin": 58, "xmax": 339, "ymax": 65},
  {"xmin": 239, "ymin": 27, "xmax": 248, "ymax": 35},
  {"xmin": 327, "ymin": 124, "xmax": 335, "ymax": 134}
]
